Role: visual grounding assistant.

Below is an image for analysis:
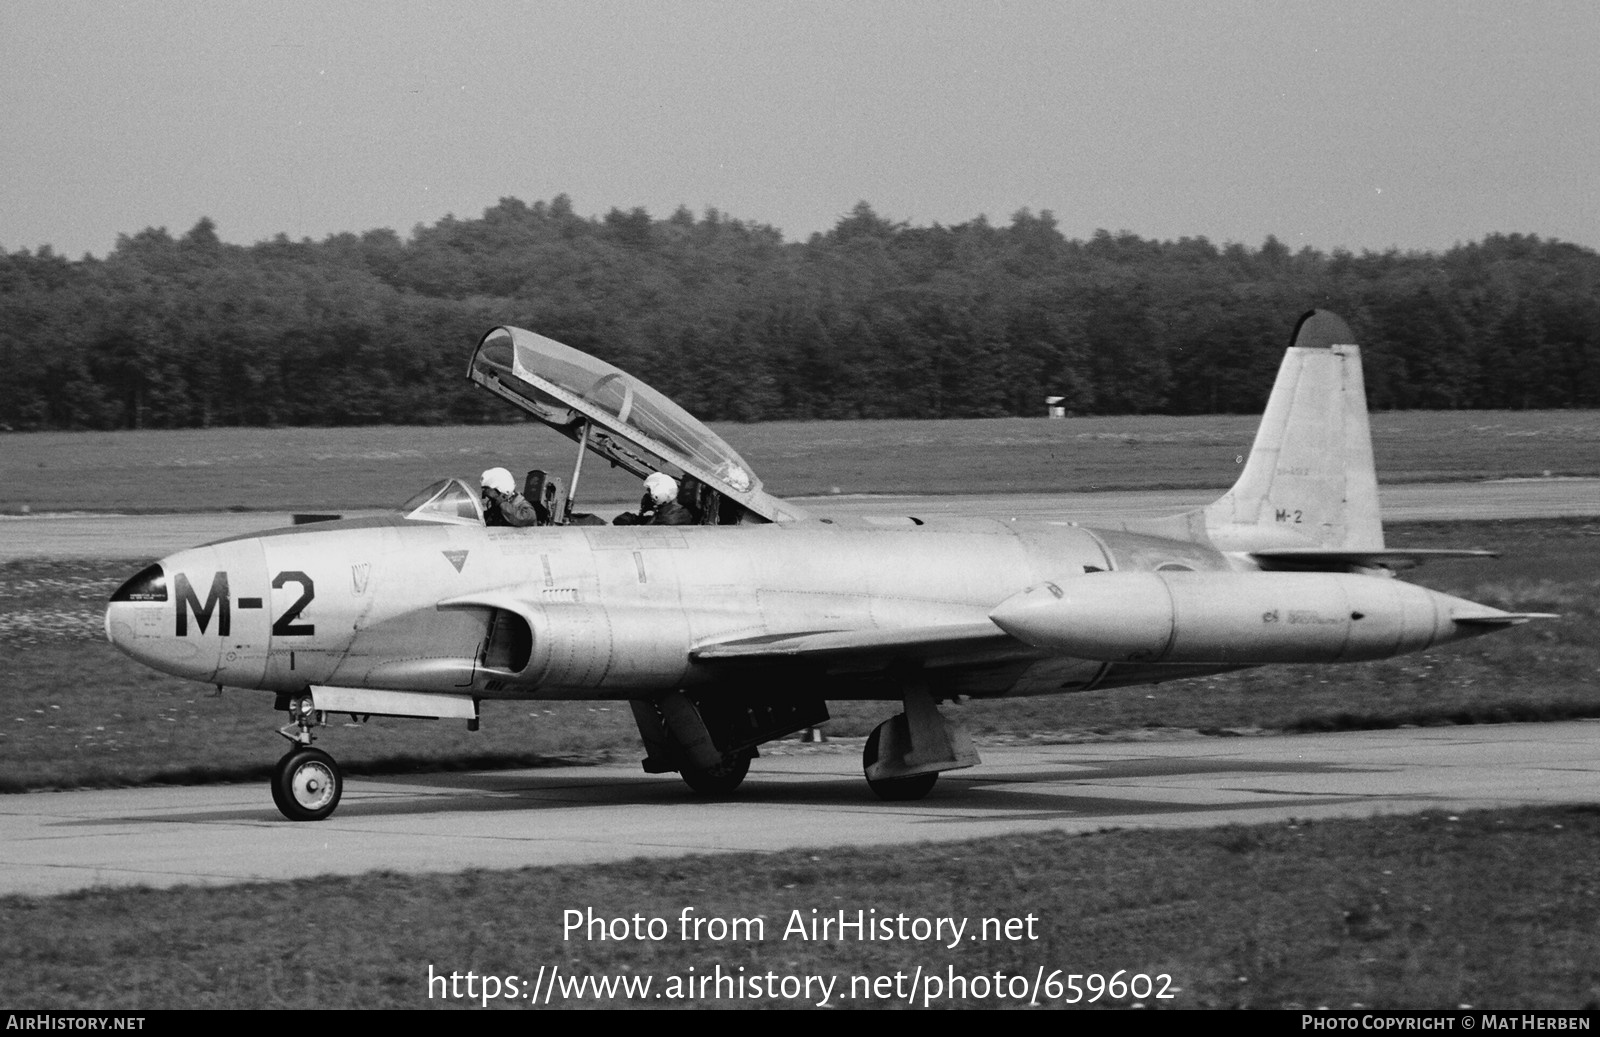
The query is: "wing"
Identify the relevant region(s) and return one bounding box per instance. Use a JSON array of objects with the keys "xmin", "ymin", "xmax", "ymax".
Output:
[{"xmin": 690, "ymin": 622, "xmax": 1227, "ymax": 699}]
